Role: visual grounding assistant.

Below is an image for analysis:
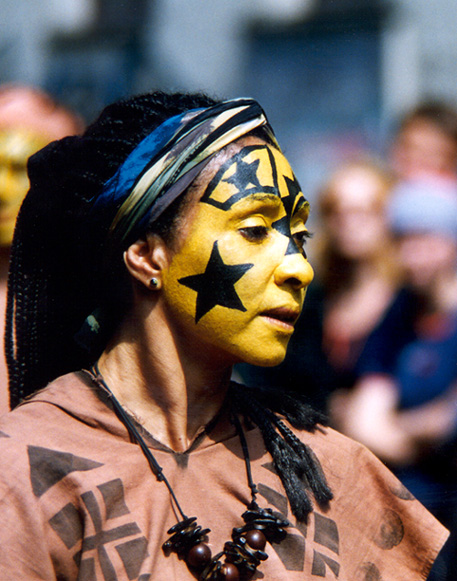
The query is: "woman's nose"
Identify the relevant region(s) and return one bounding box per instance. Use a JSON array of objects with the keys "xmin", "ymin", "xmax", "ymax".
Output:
[{"xmin": 274, "ymin": 253, "xmax": 314, "ymax": 289}]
